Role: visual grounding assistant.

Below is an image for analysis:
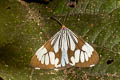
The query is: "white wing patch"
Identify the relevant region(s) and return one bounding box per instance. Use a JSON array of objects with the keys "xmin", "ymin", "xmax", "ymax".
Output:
[
  {"xmin": 61, "ymin": 49, "xmax": 69, "ymax": 66},
  {"xmin": 61, "ymin": 31, "xmax": 68, "ymax": 51},
  {"xmin": 82, "ymin": 42, "xmax": 94, "ymax": 58},
  {"xmin": 51, "ymin": 31, "xmax": 61, "ymax": 45},
  {"xmin": 35, "ymin": 67, "xmax": 40, "ymax": 69},
  {"xmin": 69, "ymin": 33, "xmax": 76, "ymax": 51},
  {"xmin": 68, "ymin": 29, "xmax": 78, "ymax": 43},
  {"xmin": 80, "ymin": 51, "xmax": 85, "ymax": 63},
  {"xmin": 36, "ymin": 46, "xmax": 47, "ymax": 61},
  {"xmin": 41, "ymin": 55, "xmax": 45, "ymax": 64},
  {"xmin": 75, "ymin": 49, "xmax": 80, "ymax": 63},
  {"xmin": 90, "ymin": 64, "xmax": 95, "ymax": 67},
  {"xmin": 45, "ymin": 54, "xmax": 49, "ymax": 65},
  {"xmin": 70, "ymin": 56, "xmax": 75, "ymax": 66},
  {"xmin": 55, "ymin": 58, "xmax": 61, "ymax": 68},
  {"xmin": 84, "ymin": 52, "xmax": 89, "ymax": 61},
  {"xmin": 49, "ymin": 52, "xmax": 55, "ymax": 65},
  {"xmin": 53, "ymin": 35, "xmax": 60, "ymax": 53}
]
